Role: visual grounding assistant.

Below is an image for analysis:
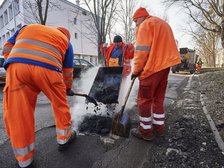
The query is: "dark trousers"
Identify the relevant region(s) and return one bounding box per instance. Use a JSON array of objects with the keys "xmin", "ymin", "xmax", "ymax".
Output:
[{"xmin": 138, "ymin": 68, "xmax": 170, "ymax": 136}]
